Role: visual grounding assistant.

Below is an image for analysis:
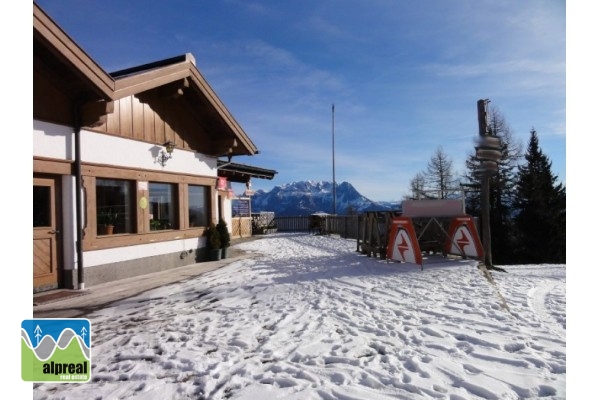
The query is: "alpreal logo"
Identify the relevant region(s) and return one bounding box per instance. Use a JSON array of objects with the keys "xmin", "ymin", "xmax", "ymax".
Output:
[{"xmin": 21, "ymin": 318, "xmax": 91, "ymax": 382}]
